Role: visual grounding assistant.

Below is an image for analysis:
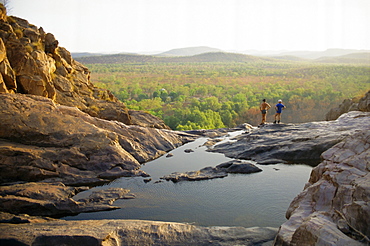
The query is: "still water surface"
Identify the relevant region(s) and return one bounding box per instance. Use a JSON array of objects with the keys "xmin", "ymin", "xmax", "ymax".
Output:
[{"xmin": 65, "ymin": 131, "xmax": 312, "ymax": 227}]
